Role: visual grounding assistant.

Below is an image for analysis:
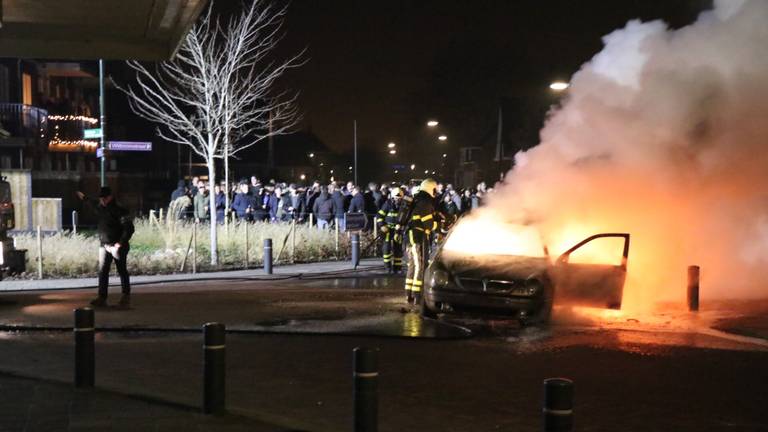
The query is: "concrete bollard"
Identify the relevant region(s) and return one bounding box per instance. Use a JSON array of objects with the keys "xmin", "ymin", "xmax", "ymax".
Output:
[
  {"xmin": 264, "ymin": 238, "xmax": 273, "ymax": 274},
  {"xmin": 543, "ymin": 378, "xmax": 573, "ymax": 432},
  {"xmin": 203, "ymin": 322, "xmax": 226, "ymax": 415},
  {"xmin": 74, "ymin": 308, "xmax": 95, "ymax": 388},
  {"xmin": 353, "ymin": 347, "xmax": 379, "ymax": 432},
  {"xmin": 72, "ymin": 210, "xmax": 78, "ymax": 235},
  {"xmin": 687, "ymin": 265, "xmax": 700, "ymax": 312},
  {"xmin": 351, "ymin": 233, "xmax": 360, "ymax": 269}
]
